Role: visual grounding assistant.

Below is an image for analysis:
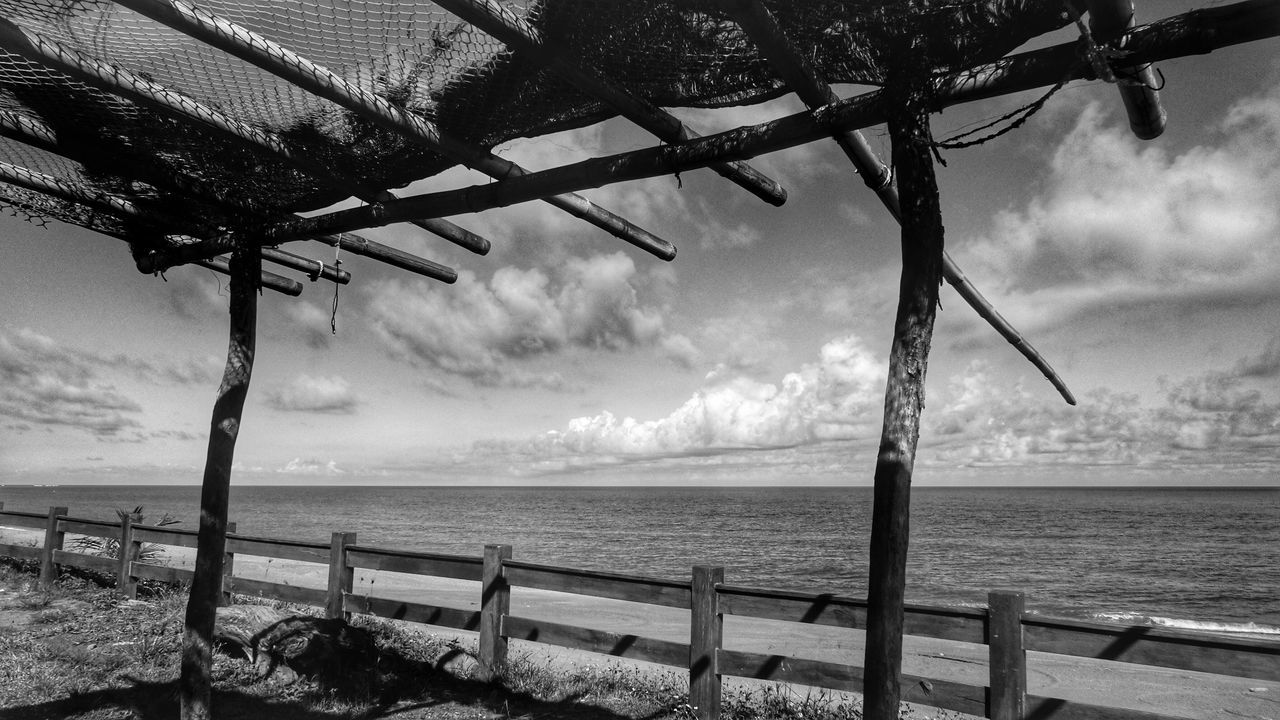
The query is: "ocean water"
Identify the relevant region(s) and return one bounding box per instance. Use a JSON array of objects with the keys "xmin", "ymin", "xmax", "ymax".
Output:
[{"xmin": 2, "ymin": 485, "xmax": 1277, "ymax": 636}]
